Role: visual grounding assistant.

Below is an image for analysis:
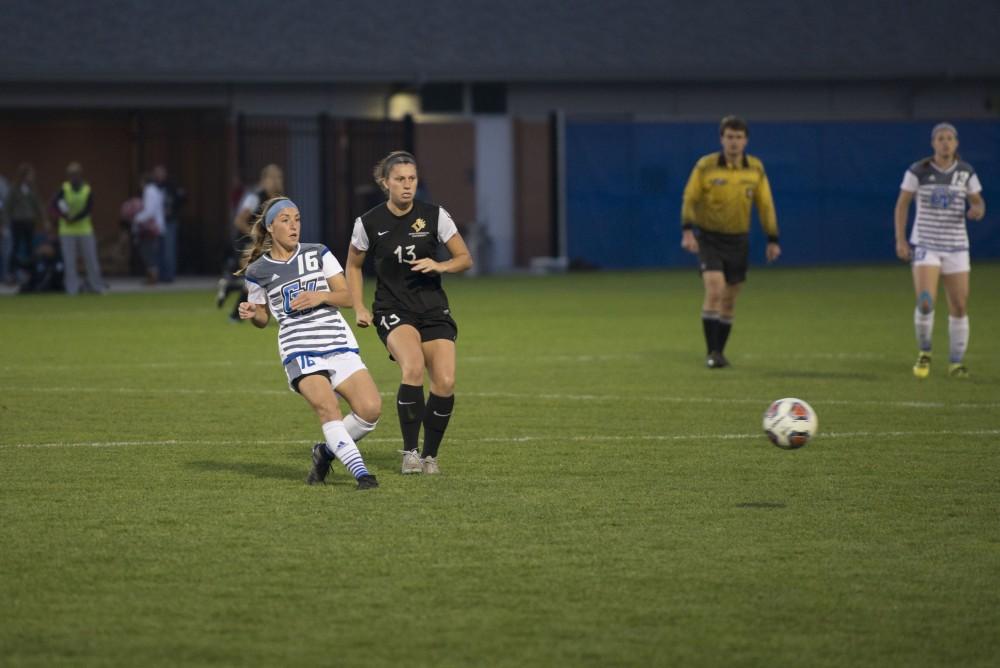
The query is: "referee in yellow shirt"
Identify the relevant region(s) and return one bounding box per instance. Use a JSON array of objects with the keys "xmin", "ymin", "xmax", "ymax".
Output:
[{"xmin": 681, "ymin": 116, "xmax": 781, "ymax": 369}]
